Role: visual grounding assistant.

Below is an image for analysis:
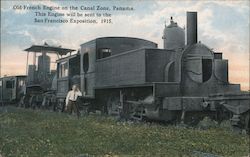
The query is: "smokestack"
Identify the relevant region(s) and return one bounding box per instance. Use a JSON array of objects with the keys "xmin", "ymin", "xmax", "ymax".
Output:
[{"xmin": 187, "ymin": 12, "xmax": 197, "ymax": 45}]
